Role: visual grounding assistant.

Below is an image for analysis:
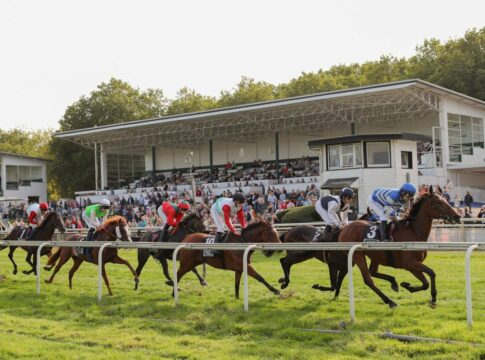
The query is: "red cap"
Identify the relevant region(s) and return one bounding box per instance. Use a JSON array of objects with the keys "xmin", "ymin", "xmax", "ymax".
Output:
[{"xmin": 39, "ymin": 202, "xmax": 48, "ymax": 211}]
